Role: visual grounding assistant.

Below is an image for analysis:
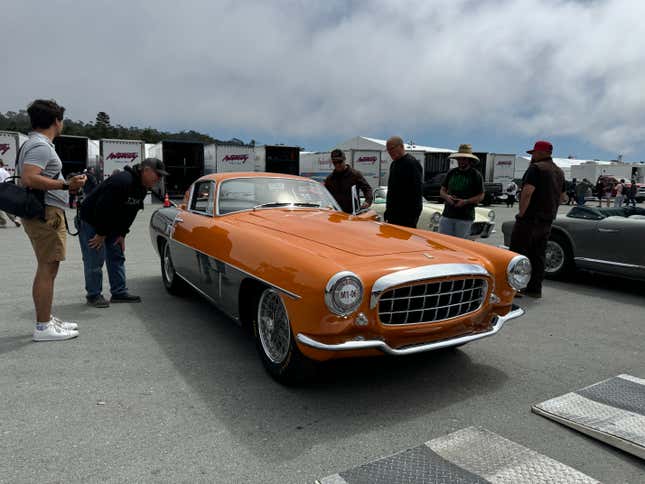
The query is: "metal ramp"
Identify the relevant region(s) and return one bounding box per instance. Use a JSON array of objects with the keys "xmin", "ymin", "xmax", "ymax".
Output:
[
  {"xmin": 318, "ymin": 427, "xmax": 598, "ymax": 483},
  {"xmin": 533, "ymin": 374, "xmax": 645, "ymax": 460}
]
